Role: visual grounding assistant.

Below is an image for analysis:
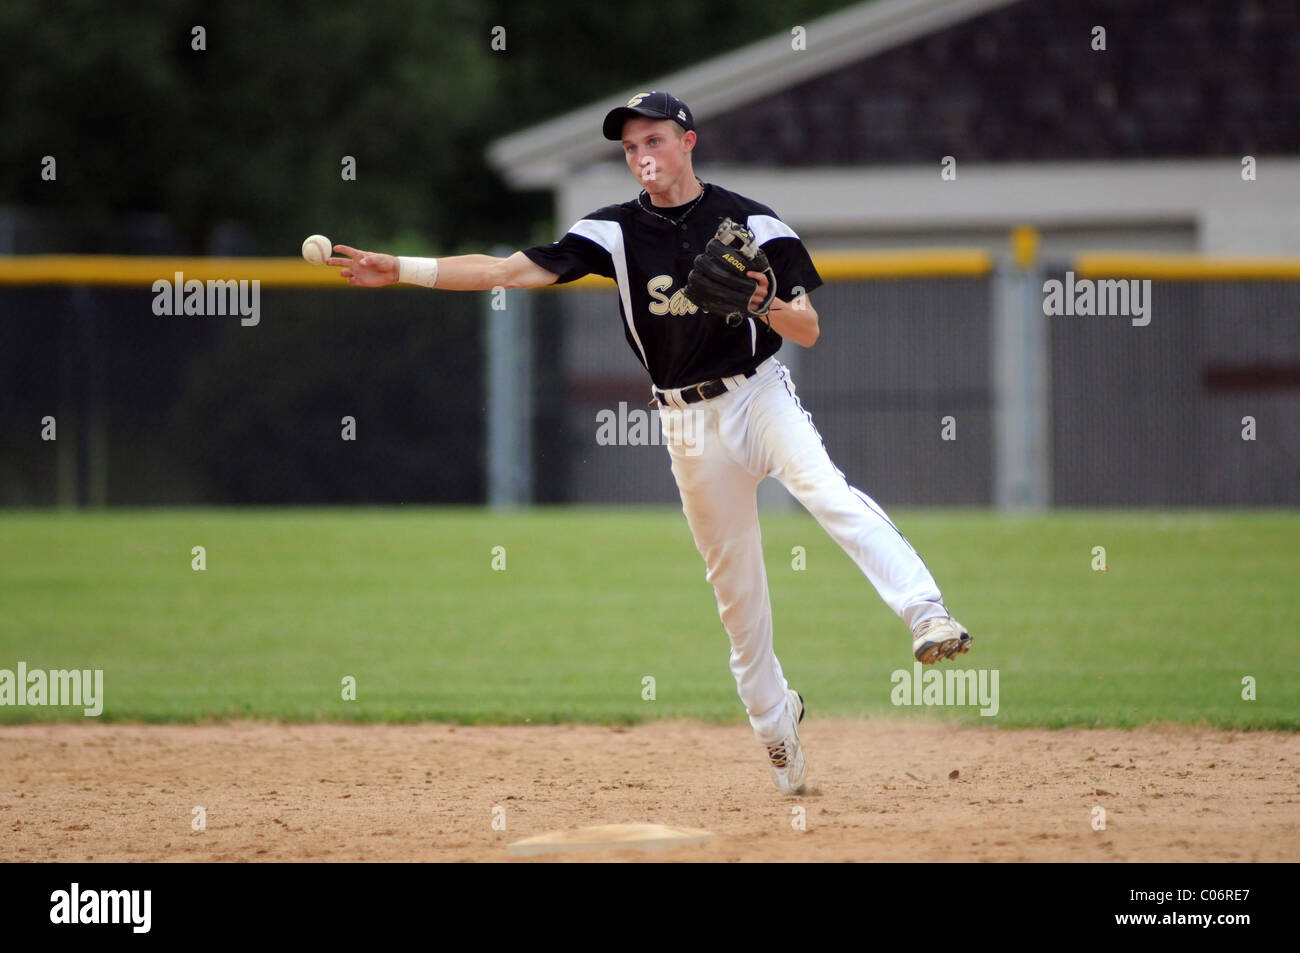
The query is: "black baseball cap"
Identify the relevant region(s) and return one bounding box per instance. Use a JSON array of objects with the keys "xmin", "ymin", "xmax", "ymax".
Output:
[{"xmin": 602, "ymin": 91, "xmax": 695, "ymax": 141}]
